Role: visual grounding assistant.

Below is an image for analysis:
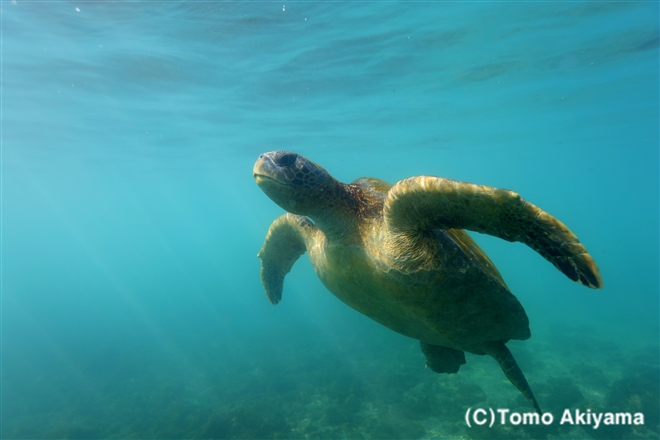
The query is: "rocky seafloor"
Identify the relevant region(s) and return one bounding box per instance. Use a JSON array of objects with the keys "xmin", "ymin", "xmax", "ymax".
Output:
[{"xmin": 5, "ymin": 325, "xmax": 658, "ymax": 440}]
